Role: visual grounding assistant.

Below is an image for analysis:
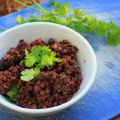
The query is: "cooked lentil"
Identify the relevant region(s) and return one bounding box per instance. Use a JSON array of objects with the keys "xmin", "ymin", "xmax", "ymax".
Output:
[{"xmin": 0, "ymin": 38, "xmax": 82, "ymax": 109}]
